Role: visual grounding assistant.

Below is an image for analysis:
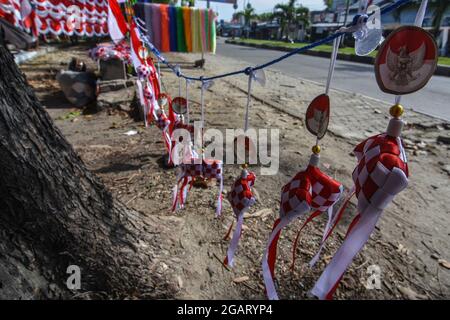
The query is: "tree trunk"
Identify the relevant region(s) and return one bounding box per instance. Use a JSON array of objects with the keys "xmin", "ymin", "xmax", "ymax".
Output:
[{"xmin": 0, "ymin": 43, "xmax": 175, "ymax": 299}]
